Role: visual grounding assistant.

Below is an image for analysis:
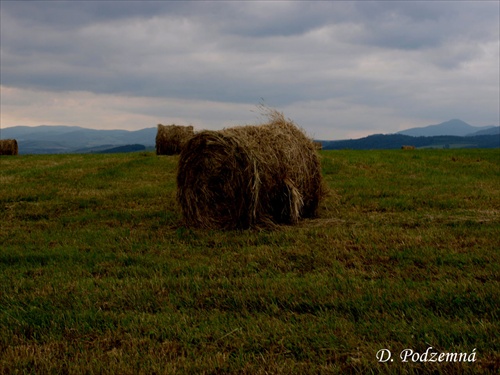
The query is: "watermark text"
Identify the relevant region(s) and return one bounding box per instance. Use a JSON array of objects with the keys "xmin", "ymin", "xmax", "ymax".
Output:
[{"xmin": 376, "ymin": 347, "xmax": 477, "ymax": 363}]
